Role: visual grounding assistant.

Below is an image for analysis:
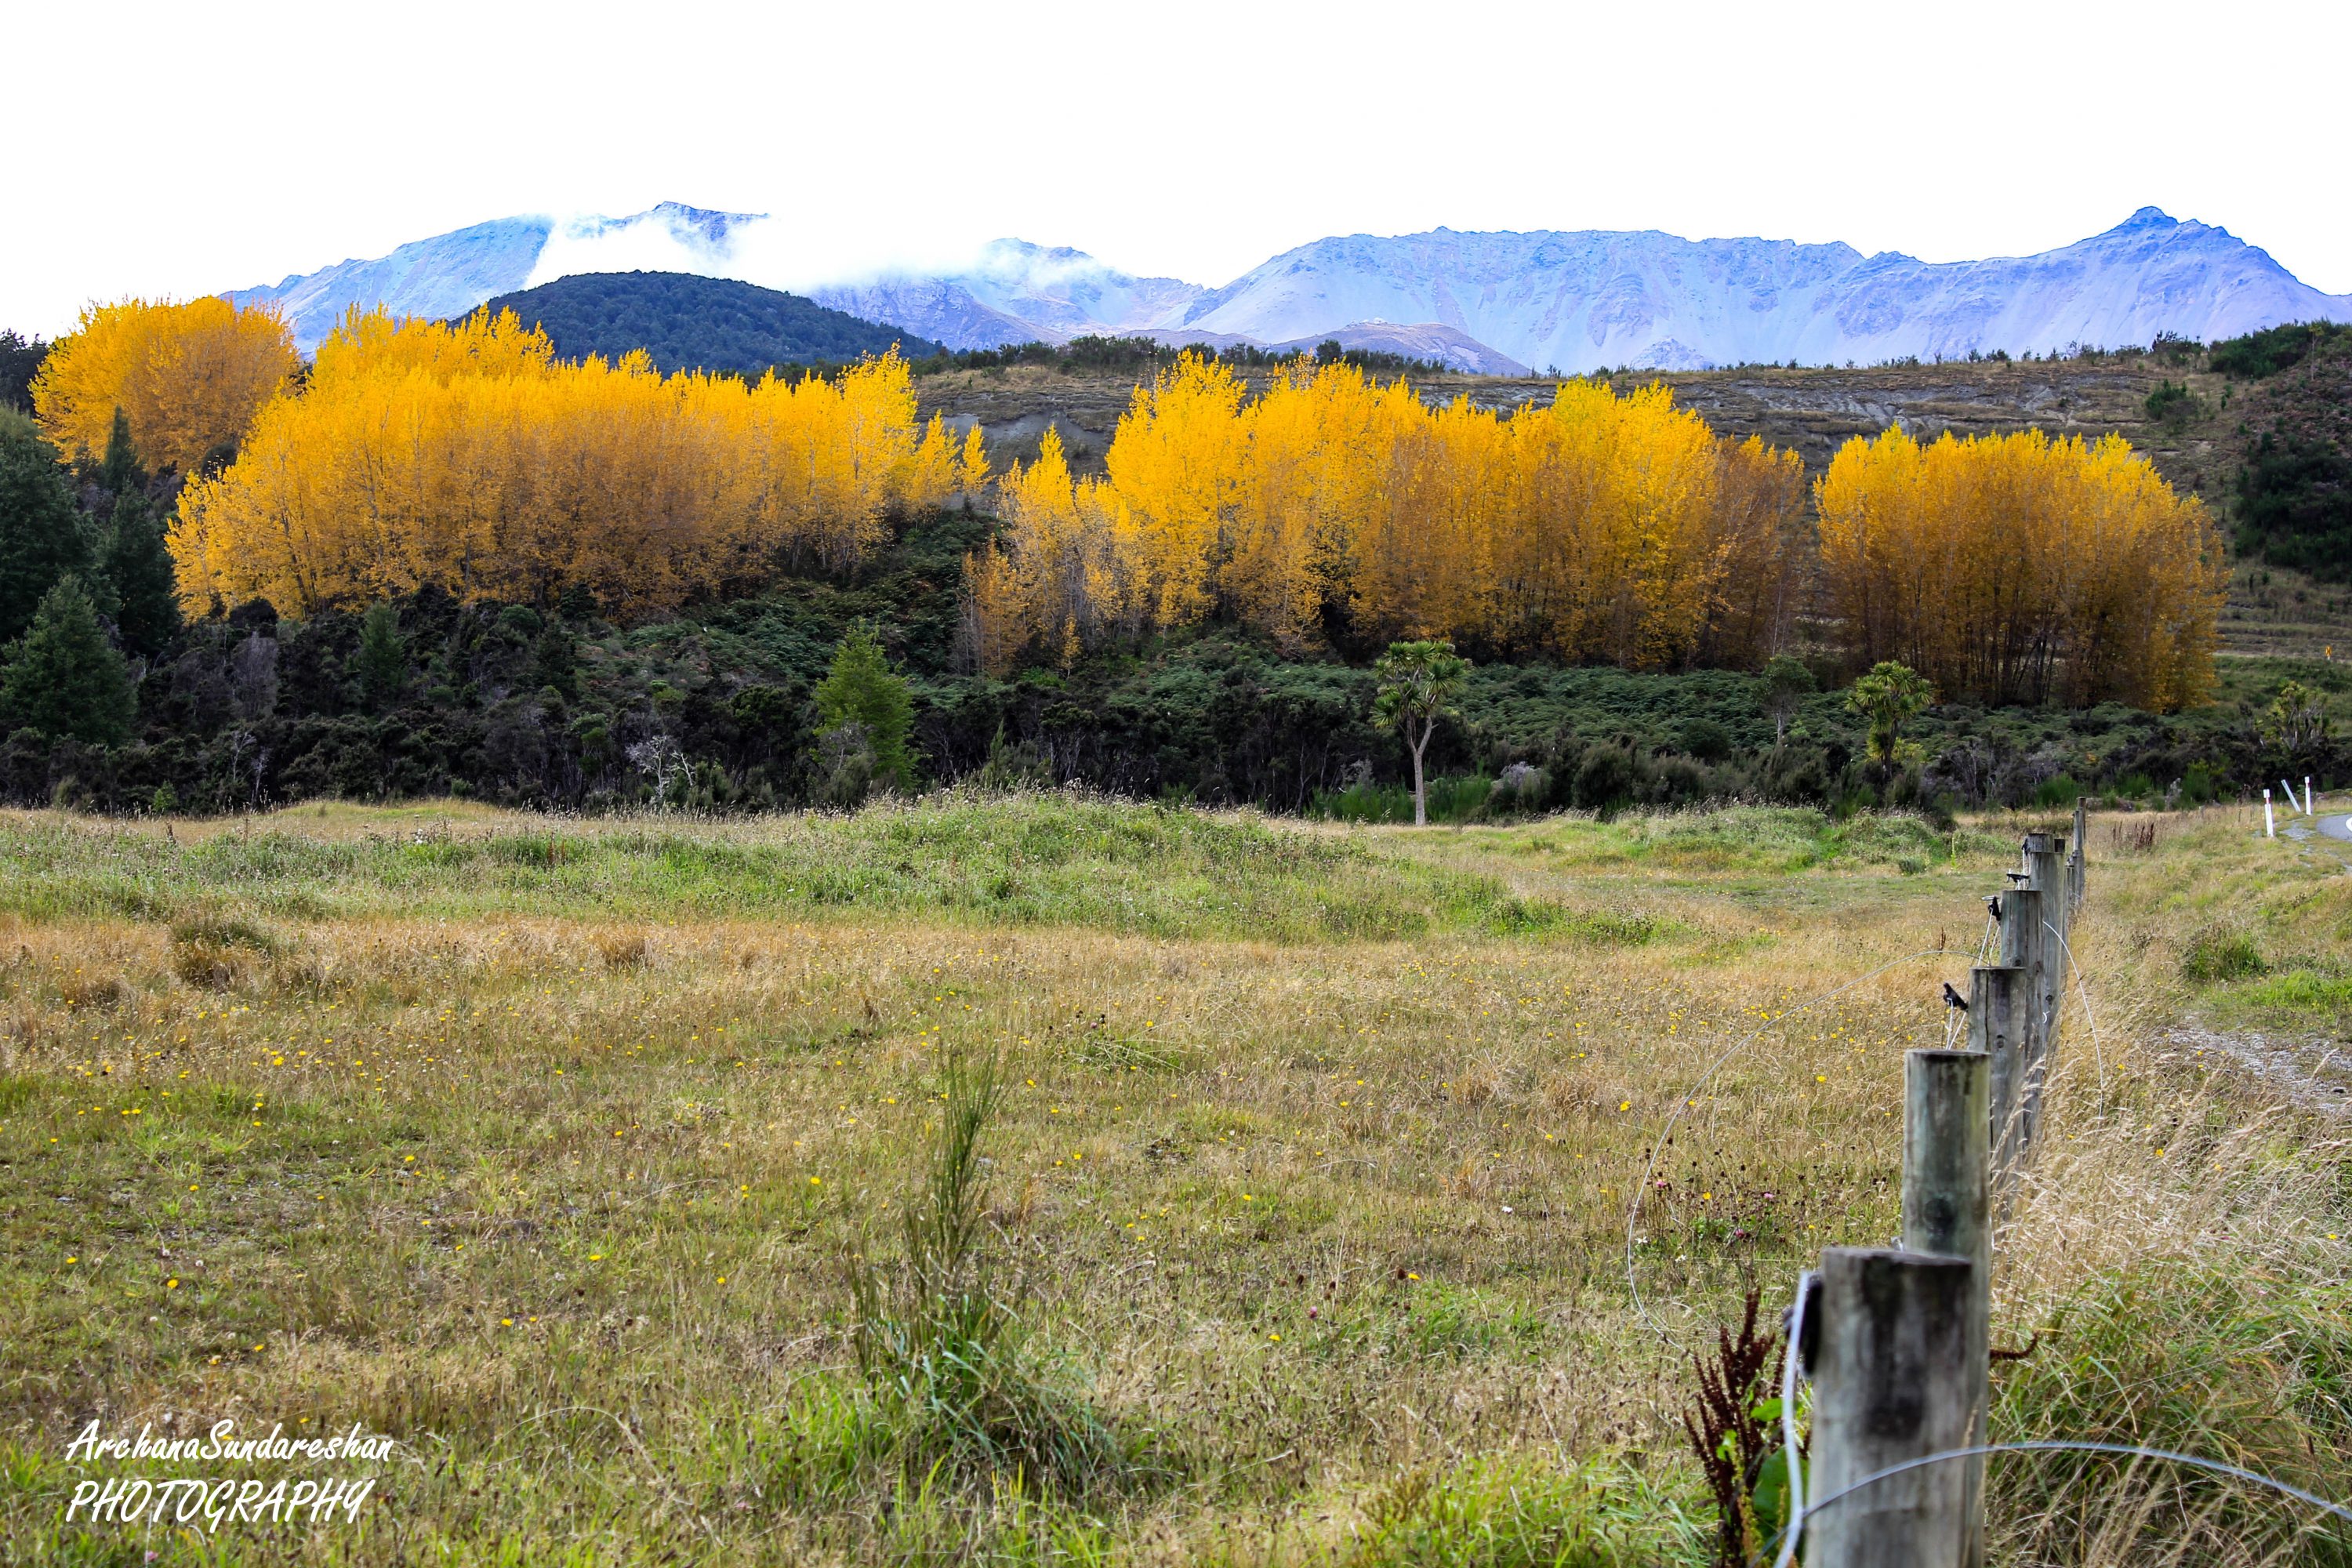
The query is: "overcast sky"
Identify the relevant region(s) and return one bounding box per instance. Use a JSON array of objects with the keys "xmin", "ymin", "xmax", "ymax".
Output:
[{"xmin": 7, "ymin": 0, "xmax": 2347, "ymax": 336}]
